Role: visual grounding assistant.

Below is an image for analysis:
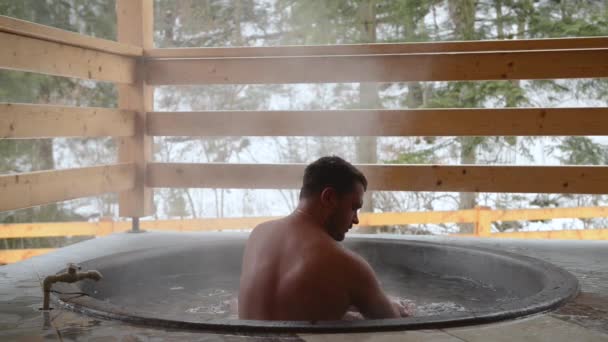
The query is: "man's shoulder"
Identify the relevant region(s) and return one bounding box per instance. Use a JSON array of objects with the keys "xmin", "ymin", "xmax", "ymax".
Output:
[
  {"xmin": 250, "ymin": 218, "xmax": 283, "ymax": 236},
  {"xmin": 339, "ymin": 246, "xmax": 370, "ymax": 270},
  {"xmin": 307, "ymin": 242, "xmax": 365, "ymax": 271},
  {"xmin": 326, "ymin": 246, "xmax": 376, "ymax": 285}
]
